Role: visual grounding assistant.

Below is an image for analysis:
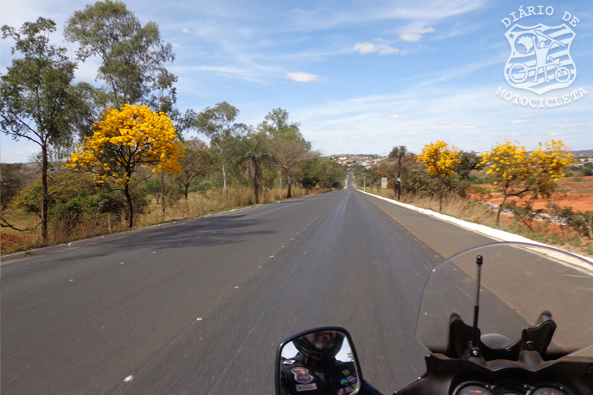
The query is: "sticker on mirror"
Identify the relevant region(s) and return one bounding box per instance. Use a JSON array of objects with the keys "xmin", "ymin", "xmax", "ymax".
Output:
[{"xmin": 296, "ymin": 383, "xmax": 317, "ymax": 392}]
